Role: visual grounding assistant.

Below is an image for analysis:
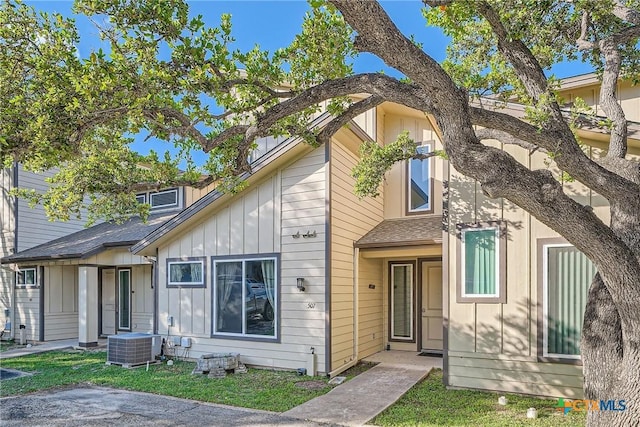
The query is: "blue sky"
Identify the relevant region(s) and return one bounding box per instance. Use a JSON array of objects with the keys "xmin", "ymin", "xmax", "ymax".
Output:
[{"xmin": 27, "ymin": 1, "xmax": 594, "ymax": 165}]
